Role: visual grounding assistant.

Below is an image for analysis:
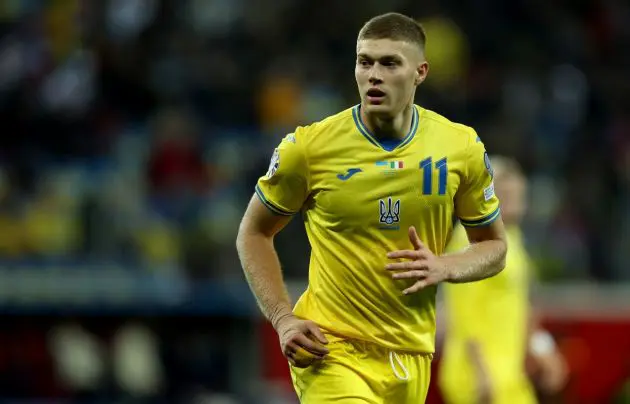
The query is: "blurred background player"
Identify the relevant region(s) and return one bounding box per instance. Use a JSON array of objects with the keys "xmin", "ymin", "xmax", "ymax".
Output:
[{"xmin": 438, "ymin": 156, "xmax": 568, "ymax": 404}]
